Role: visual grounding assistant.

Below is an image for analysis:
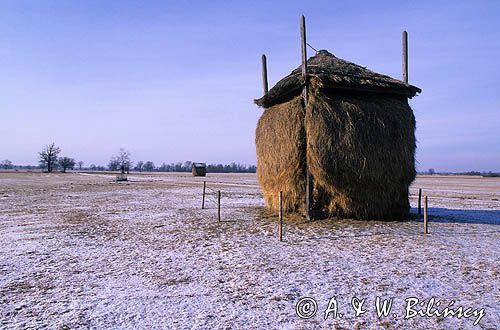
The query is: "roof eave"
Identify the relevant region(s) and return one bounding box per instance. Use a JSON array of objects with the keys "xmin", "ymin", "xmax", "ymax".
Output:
[{"xmin": 255, "ymin": 83, "xmax": 421, "ymax": 108}]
